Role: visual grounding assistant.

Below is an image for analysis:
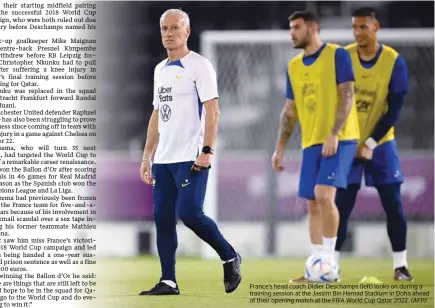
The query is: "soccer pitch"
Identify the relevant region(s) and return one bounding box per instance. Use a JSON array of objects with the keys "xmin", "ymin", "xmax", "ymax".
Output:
[{"xmin": 95, "ymin": 256, "xmax": 434, "ymax": 308}]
